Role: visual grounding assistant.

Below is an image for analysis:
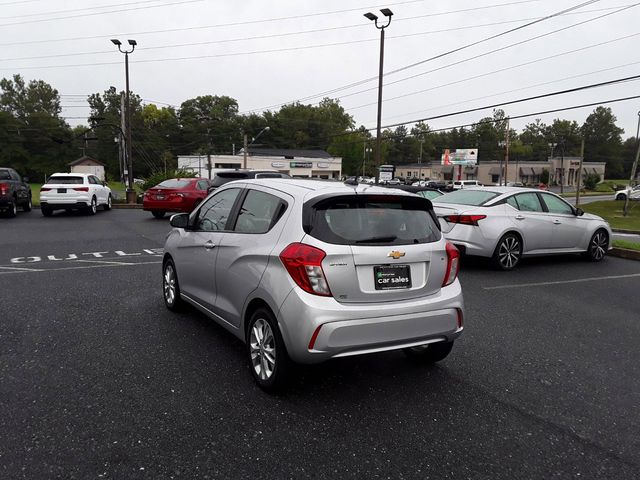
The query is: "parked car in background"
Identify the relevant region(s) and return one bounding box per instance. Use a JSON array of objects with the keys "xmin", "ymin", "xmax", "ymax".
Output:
[
  {"xmin": 40, "ymin": 173, "xmax": 111, "ymax": 216},
  {"xmin": 427, "ymin": 180, "xmax": 448, "ymax": 190},
  {"xmin": 452, "ymin": 180, "xmax": 483, "ymax": 190},
  {"xmin": 162, "ymin": 179, "xmax": 464, "ymax": 390},
  {"xmin": 208, "ymin": 169, "xmax": 290, "ymax": 193},
  {"xmin": 506, "ymin": 182, "xmax": 525, "ymax": 187},
  {"xmin": 432, "ymin": 187, "xmax": 612, "ymax": 270},
  {"xmin": 382, "ymin": 184, "xmax": 444, "ymax": 201},
  {"xmin": 143, "ymin": 177, "xmax": 212, "ymax": 219},
  {"xmin": 0, "ymin": 167, "xmax": 32, "ymax": 218},
  {"xmin": 614, "ymin": 184, "xmax": 640, "ymax": 201}
]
